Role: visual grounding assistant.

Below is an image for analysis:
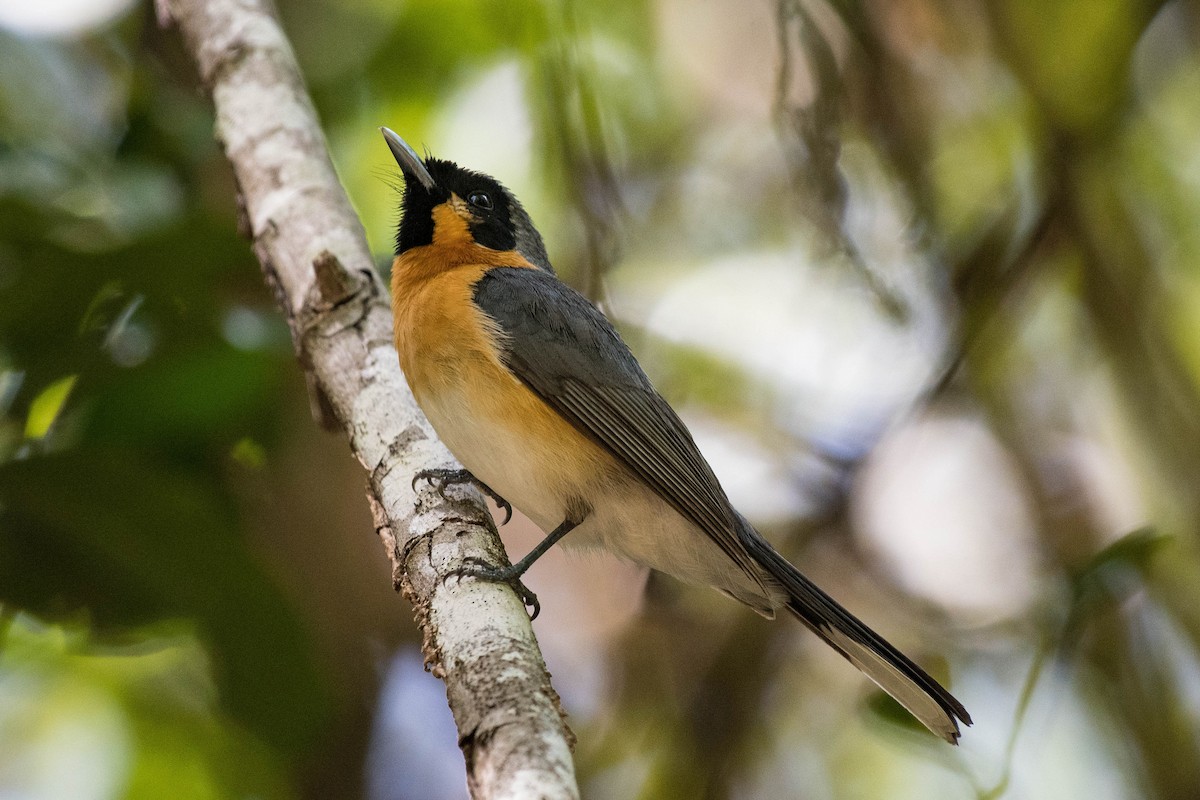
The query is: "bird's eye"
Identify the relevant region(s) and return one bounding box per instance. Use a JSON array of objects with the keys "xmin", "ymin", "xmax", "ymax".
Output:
[{"xmin": 468, "ymin": 191, "xmax": 493, "ymax": 211}]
